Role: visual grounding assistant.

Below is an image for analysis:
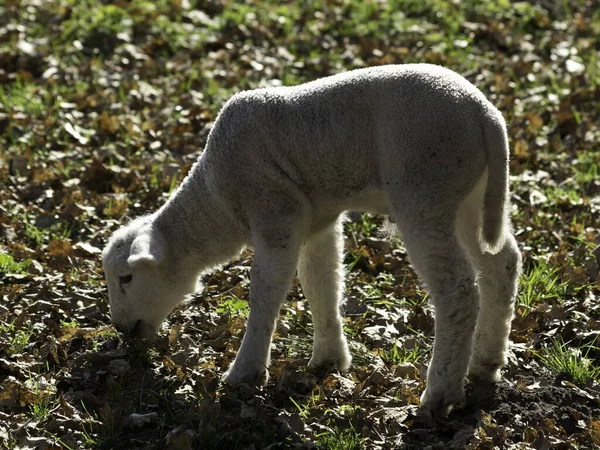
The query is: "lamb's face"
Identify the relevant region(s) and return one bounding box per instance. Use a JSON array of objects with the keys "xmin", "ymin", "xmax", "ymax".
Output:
[{"xmin": 102, "ymin": 222, "xmax": 192, "ymax": 338}]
